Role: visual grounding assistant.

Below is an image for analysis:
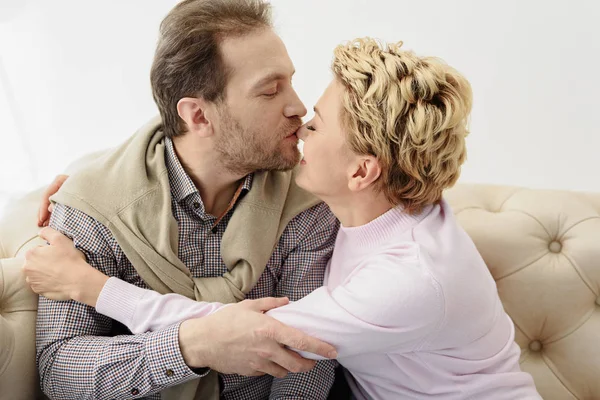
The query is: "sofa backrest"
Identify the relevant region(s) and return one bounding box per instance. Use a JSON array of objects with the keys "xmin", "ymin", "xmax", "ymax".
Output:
[{"xmin": 445, "ymin": 184, "xmax": 600, "ymax": 400}]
